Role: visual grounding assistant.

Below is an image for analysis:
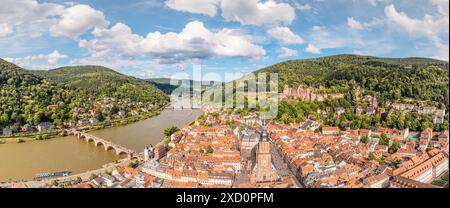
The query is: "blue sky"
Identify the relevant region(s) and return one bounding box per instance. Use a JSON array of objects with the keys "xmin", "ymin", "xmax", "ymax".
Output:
[{"xmin": 0, "ymin": 0, "xmax": 448, "ymax": 81}]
